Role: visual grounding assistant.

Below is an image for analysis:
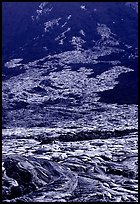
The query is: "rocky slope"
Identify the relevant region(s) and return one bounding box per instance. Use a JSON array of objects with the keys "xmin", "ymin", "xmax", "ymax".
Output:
[{"xmin": 2, "ymin": 2, "xmax": 138, "ymax": 202}]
